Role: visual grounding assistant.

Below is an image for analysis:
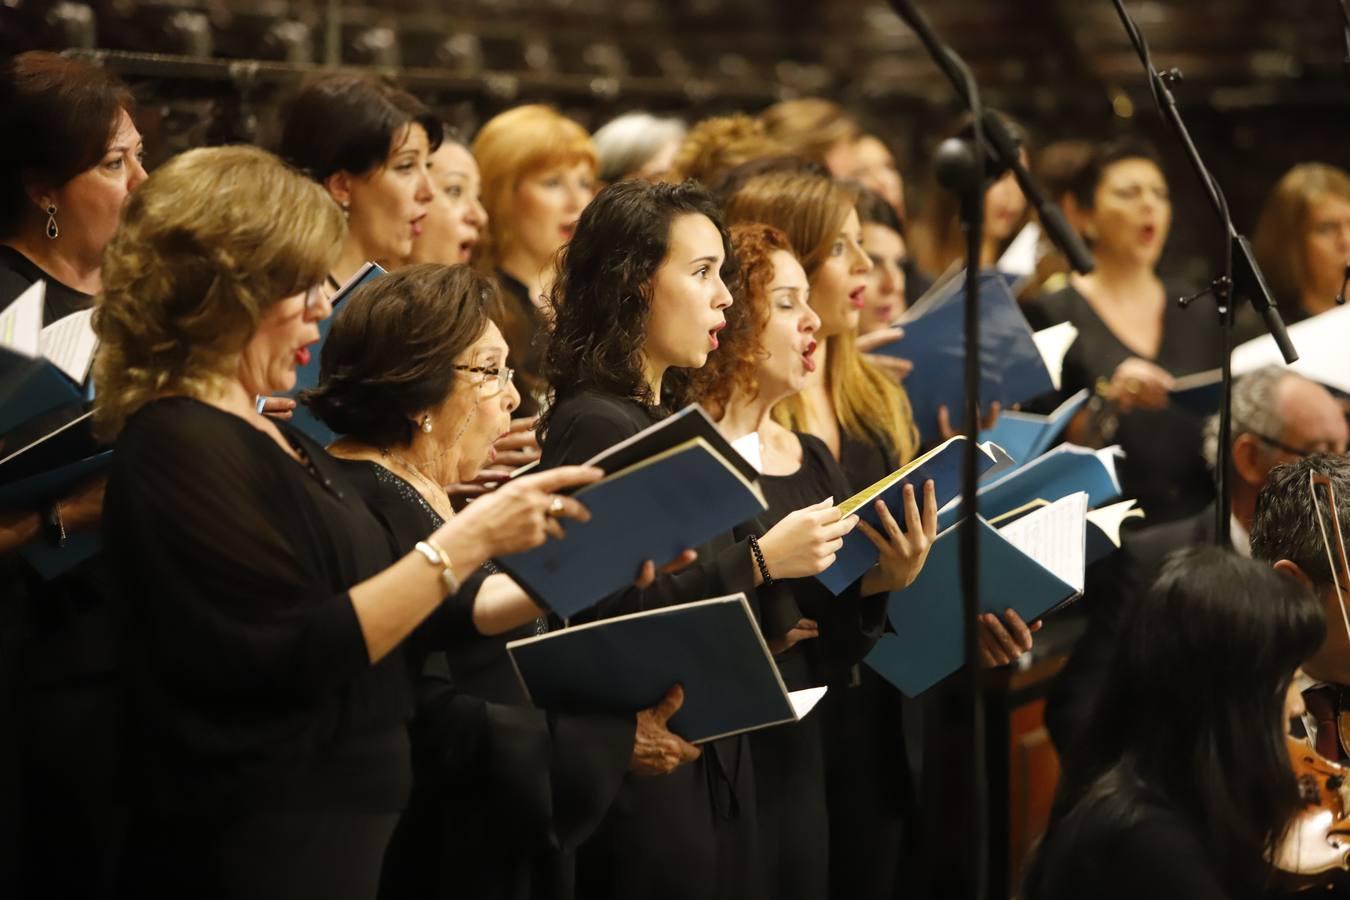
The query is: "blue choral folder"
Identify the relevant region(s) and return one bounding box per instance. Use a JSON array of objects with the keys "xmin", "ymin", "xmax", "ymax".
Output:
[
  {"xmin": 507, "ymin": 593, "xmax": 826, "ymax": 743},
  {"xmin": 979, "ymin": 389, "xmax": 1088, "ymax": 470},
  {"xmin": 937, "ymin": 442, "xmax": 1122, "ymax": 532},
  {"xmin": 867, "ymin": 494, "xmax": 1088, "ymax": 697},
  {"xmin": 287, "ymin": 262, "xmax": 386, "ymax": 445},
  {"xmin": 494, "ymin": 438, "xmax": 767, "ymax": 618},
  {"xmin": 815, "ymin": 436, "xmax": 1000, "ymax": 596},
  {"xmin": 871, "ymin": 272, "xmax": 1056, "ymax": 446}
]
